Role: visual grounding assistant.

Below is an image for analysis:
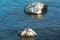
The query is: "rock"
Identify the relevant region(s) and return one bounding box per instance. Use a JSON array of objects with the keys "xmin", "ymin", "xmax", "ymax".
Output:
[
  {"xmin": 20, "ymin": 28, "xmax": 37, "ymax": 37},
  {"xmin": 24, "ymin": 2, "xmax": 47, "ymax": 14}
]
